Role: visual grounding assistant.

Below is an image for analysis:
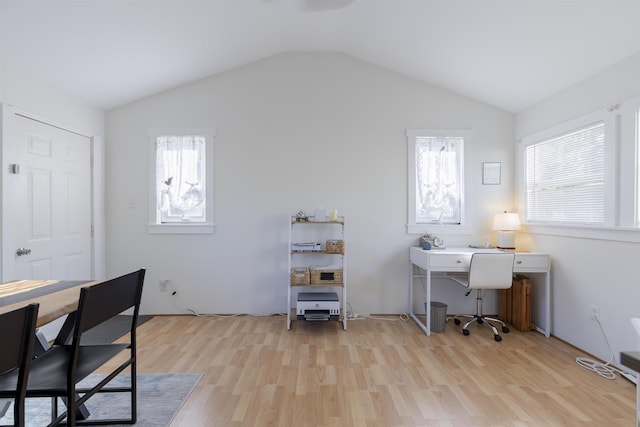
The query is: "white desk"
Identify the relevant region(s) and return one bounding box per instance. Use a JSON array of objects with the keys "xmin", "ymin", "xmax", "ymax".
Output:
[{"xmin": 409, "ymin": 247, "xmax": 551, "ymax": 336}]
